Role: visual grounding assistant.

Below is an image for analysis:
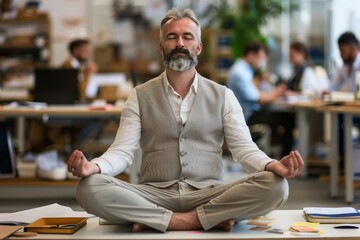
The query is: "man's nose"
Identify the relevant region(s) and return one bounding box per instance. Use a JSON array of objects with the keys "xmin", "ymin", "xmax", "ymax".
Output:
[{"xmin": 176, "ymin": 37, "xmax": 184, "ymax": 48}]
